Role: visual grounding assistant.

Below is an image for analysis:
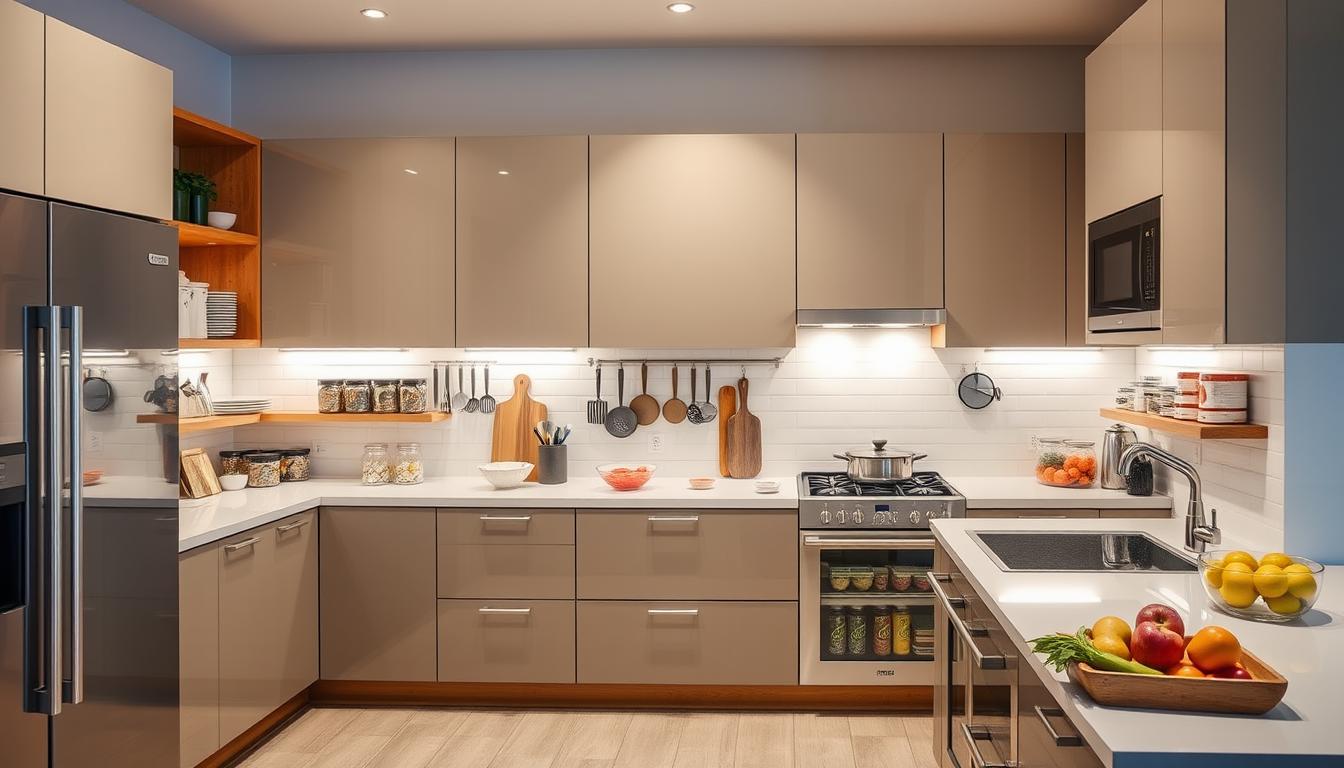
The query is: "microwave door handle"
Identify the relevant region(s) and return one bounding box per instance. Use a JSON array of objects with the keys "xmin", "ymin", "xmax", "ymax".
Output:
[{"xmin": 61, "ymin": 306, "xmax": 83, "ymax": 705}]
